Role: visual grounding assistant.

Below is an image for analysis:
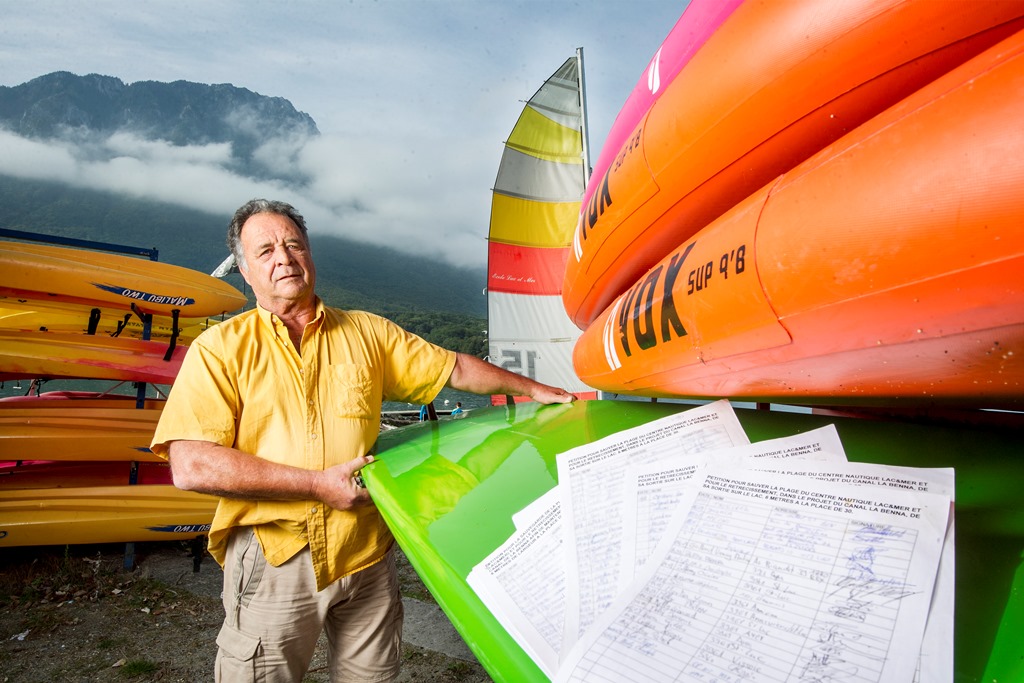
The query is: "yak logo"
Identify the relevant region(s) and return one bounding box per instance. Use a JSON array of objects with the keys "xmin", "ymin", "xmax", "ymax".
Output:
[
  {"xmin": 602, "ymin": 242, "xmax": 695, "ymax": 368},
  {"xmin": 647, "ymin": 47, "xmax": 663, "ymax": 95}
]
